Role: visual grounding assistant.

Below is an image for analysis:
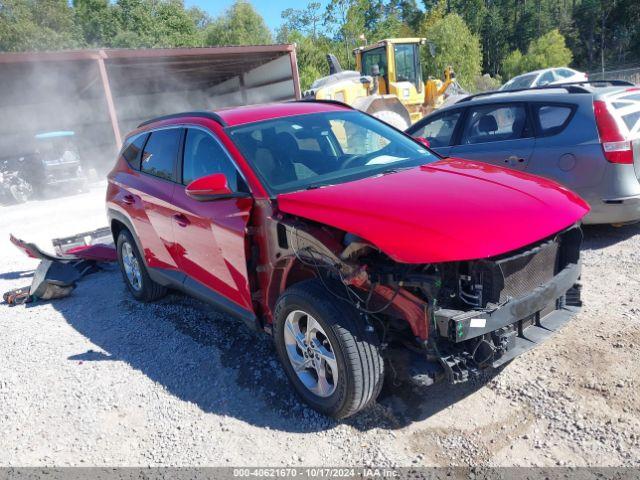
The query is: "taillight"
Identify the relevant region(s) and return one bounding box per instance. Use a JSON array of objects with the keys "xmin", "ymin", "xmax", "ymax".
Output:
[{"xmin": 593, "ymin": 100, "xmax": 633, "ymax": 164}]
